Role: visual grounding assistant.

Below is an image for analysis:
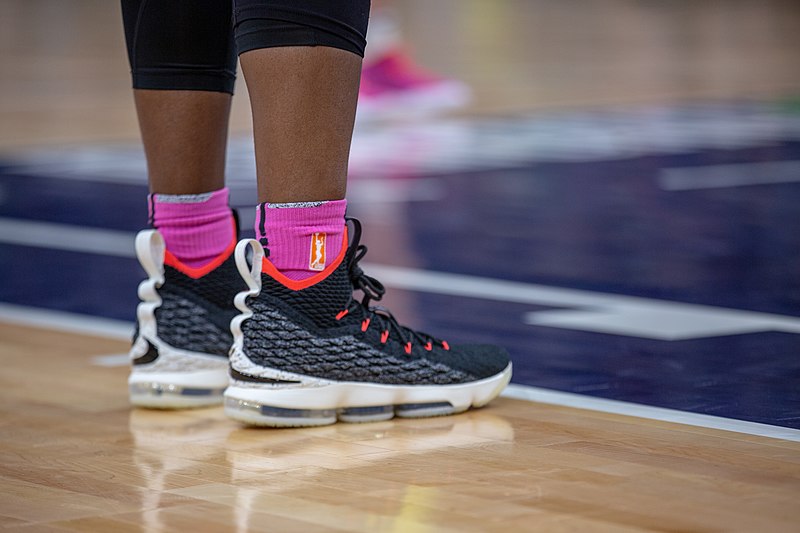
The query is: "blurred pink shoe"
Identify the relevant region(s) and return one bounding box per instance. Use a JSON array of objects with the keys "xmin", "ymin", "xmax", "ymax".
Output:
[{"xmin": 357, "ymin": 49, "xmax": 471, "ymax": 121}]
